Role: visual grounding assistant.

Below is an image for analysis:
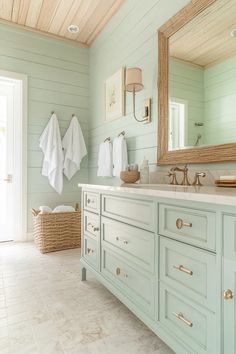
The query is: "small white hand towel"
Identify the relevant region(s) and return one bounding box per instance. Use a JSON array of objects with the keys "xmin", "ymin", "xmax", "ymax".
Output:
[
  {"xmin": 39, "ymin": 206, "xmax": 52, "ymax": 214},
  {"xmin": 97, "ymin": 141, "xmax": 113, "ymax": 177},
  {"xmin": 53, "ymin": 205, "xmax": 75, "ymax": 213},
  {"xmin": 39, "ymin": 113, "xmax": 63, "ymax": 194},
  {"xmin": 62, "ymin": 116, "xmax": 87, "ymax": 180},
  {"xmin": 113, "ymin": 136, "xmax": 128, "ymax": 177}
]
